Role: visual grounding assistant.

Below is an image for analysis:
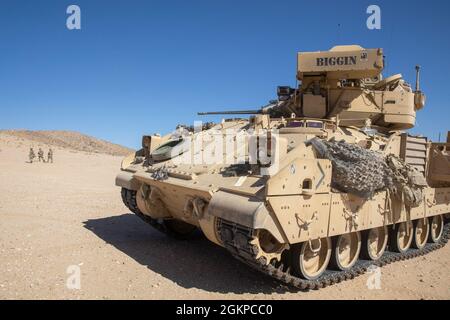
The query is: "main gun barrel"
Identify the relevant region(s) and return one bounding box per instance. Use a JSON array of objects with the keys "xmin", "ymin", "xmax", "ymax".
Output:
[{"xmin": 197, "ymin": 110, "xmax": 261, "ymax": 115}]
